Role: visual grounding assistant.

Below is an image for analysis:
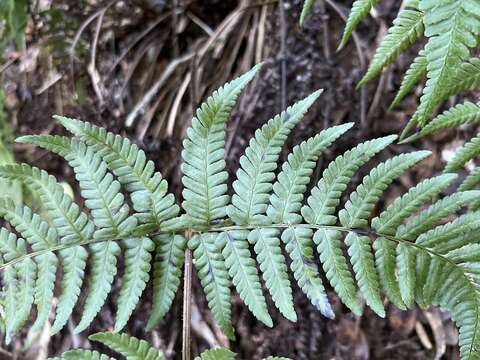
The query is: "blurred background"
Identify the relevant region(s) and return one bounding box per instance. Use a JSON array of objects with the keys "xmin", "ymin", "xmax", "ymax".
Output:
[{"xmin": 0, "ymin": 0, "xmax": 471, "ymax": 359}]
